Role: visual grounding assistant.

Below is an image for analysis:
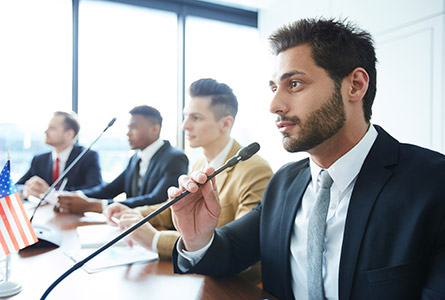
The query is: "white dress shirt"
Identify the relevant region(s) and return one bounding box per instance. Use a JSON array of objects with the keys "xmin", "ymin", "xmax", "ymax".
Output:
[
  {"xmin": 290, "ymin": 125, "xmax": 377, "ymax": 300},
  {"xmin": 137, "ymin": 138, "xmax": 165, "ymax": 188},
  {"xmin": 51, "ymin": 145, "xmax": 74, "ymax": 178},
  {"xmin": 205, "ymin": 138, "xmax": 234, "ymax": 170}
]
